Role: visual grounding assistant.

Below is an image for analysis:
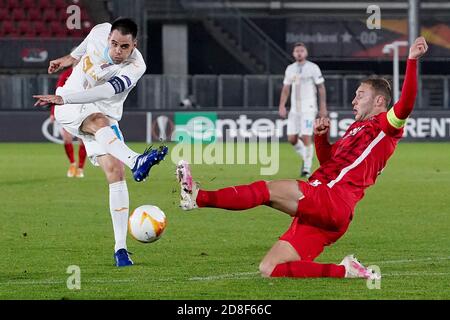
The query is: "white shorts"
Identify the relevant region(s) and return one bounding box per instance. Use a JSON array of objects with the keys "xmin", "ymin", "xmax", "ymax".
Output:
[
  {"xmin": 287, "ymin": 111, "xmax": 317, "ymax": 136},
  {"xmin": 54, "ymin": 102, "xmax": 124, "ymax": 166}
]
